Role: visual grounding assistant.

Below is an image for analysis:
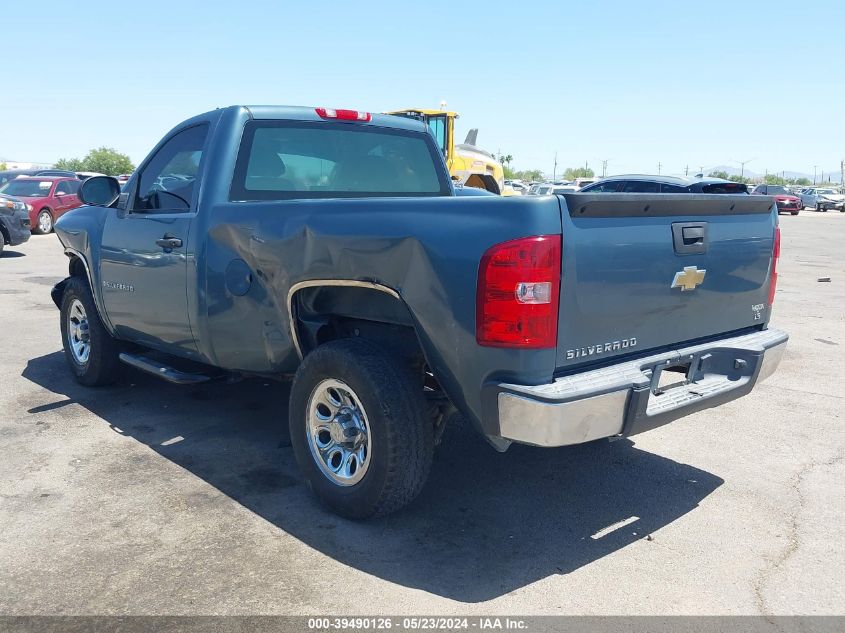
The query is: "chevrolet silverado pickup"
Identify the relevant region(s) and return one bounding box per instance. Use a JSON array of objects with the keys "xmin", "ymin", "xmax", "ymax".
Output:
[{"xmin": 52, "ymin": 105, "xmax": 787, "ymax": 518}]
